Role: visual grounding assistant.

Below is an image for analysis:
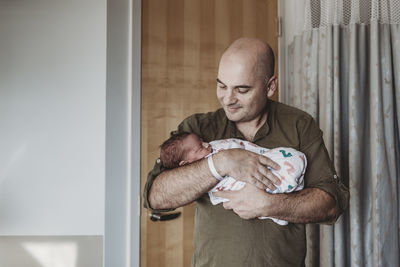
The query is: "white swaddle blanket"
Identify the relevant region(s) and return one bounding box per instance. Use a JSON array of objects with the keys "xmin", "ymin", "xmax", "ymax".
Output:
[{"xmin": 207, "ymin": 139, "xmax": 307, "ymax": 225}]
